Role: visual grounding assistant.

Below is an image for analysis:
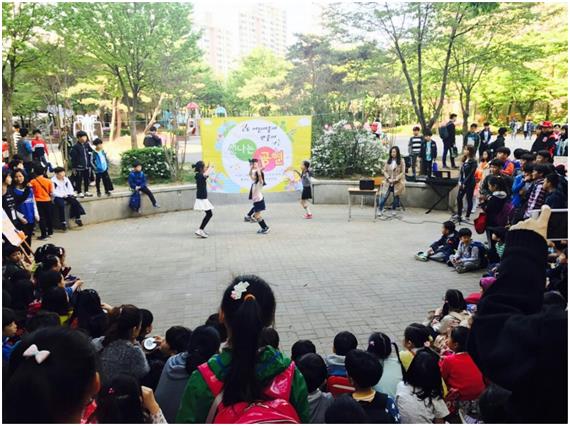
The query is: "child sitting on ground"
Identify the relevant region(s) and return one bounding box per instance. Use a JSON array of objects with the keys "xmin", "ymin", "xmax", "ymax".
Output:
[
  {"xmin": 296, "ymin": 353, "xmax": 334, "ymax": 423},
  {"xmin": 448, "ymin": 228, "xmax": 482, "ymax": 273},
  {"xmin": 415, "ymin": 220, "xmax": 458, "ymax": 262},
  {"xmin": 346, "ymin": 349, "xmax": 400, "ymax": 423},
  {"xmin": 398, "ymin": 323, "xmax": 432, "ymax": 371},
  {"xmin": 367, "ymin": 332, "xmax": 403, "ymax": 399},
  {"xmin": 291, "ymin": 339, "xmax": 316, "ymax": 362},
  {"xmin": 259, "ymin": 327, "xmax": 280, "ymax": 350},
  {"xmin": 325, "ymin": 331, "xmax": 358, "ymax": 377},
  {"xmin": 128, "ymin": 161, "xmax": 160, "ymax": 212},
  {"xmin": 159, "ymin": 326, "xmax": 192, "ymax": 358}
]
